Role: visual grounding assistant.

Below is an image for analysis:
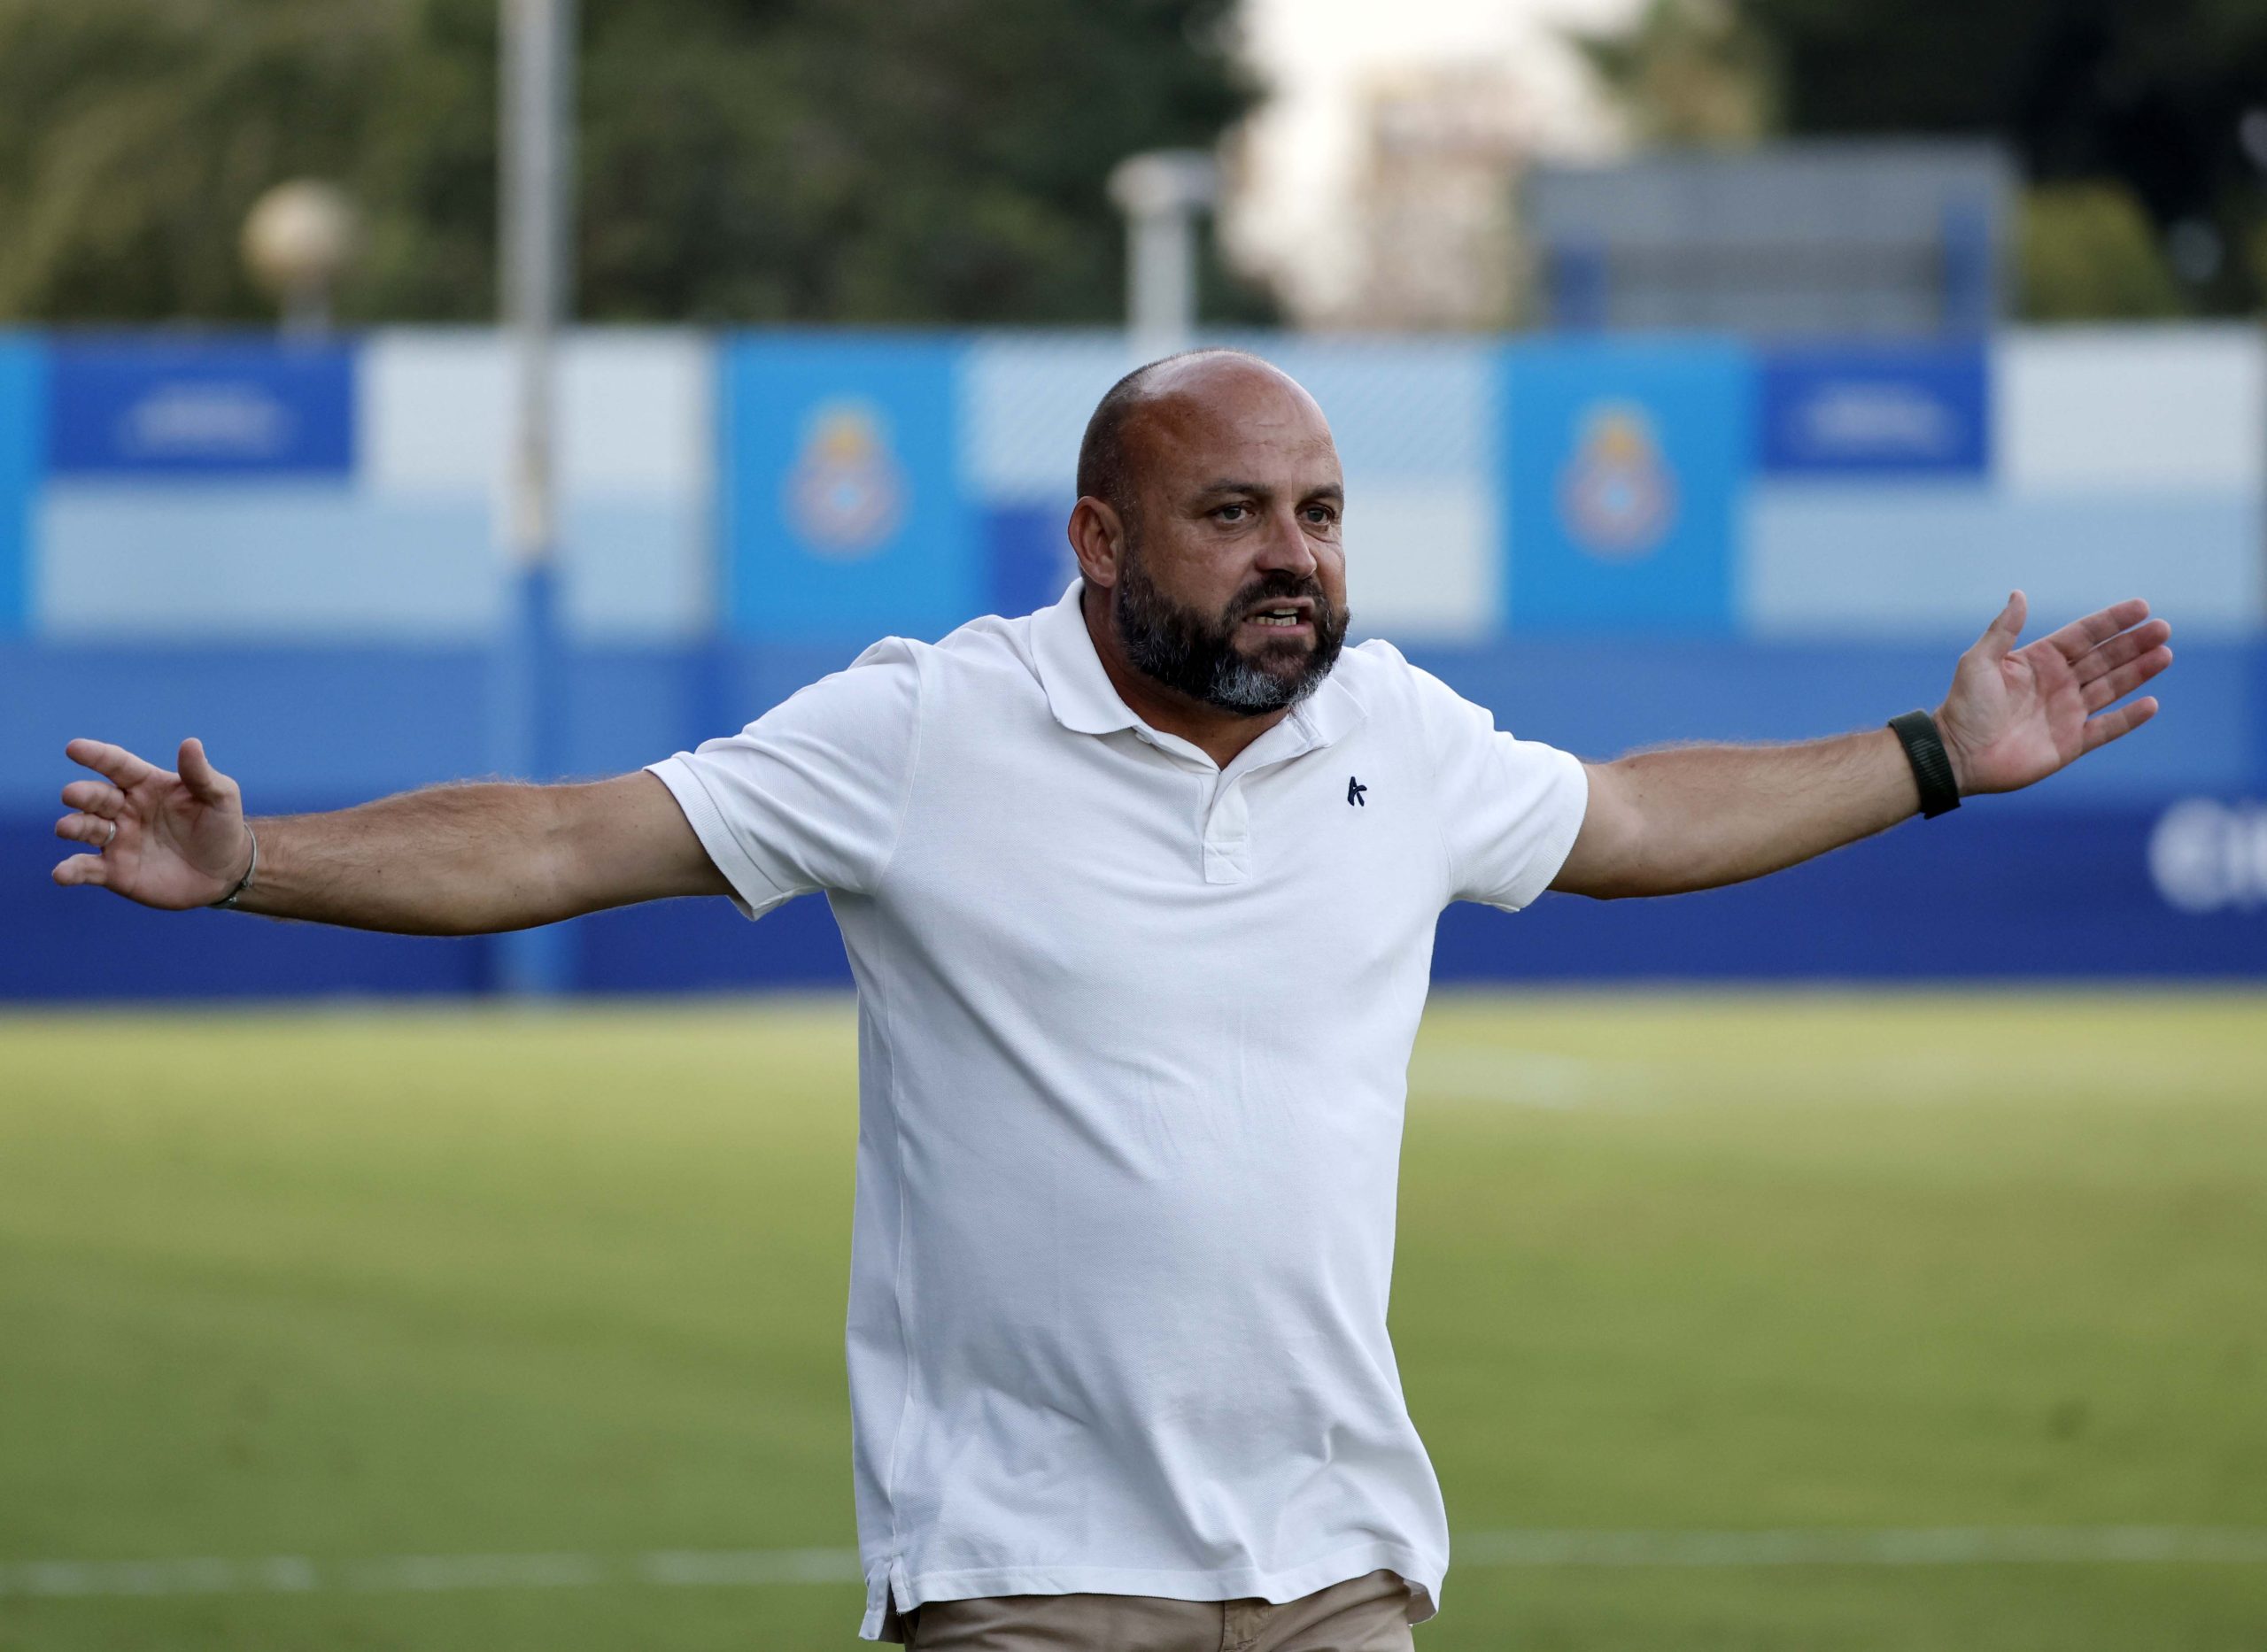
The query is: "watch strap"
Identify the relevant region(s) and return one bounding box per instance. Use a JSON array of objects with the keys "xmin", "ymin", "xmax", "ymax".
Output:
[{"xmin": 1888, "ymin": 710, "xmax": 1961, "ymax": 819}]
